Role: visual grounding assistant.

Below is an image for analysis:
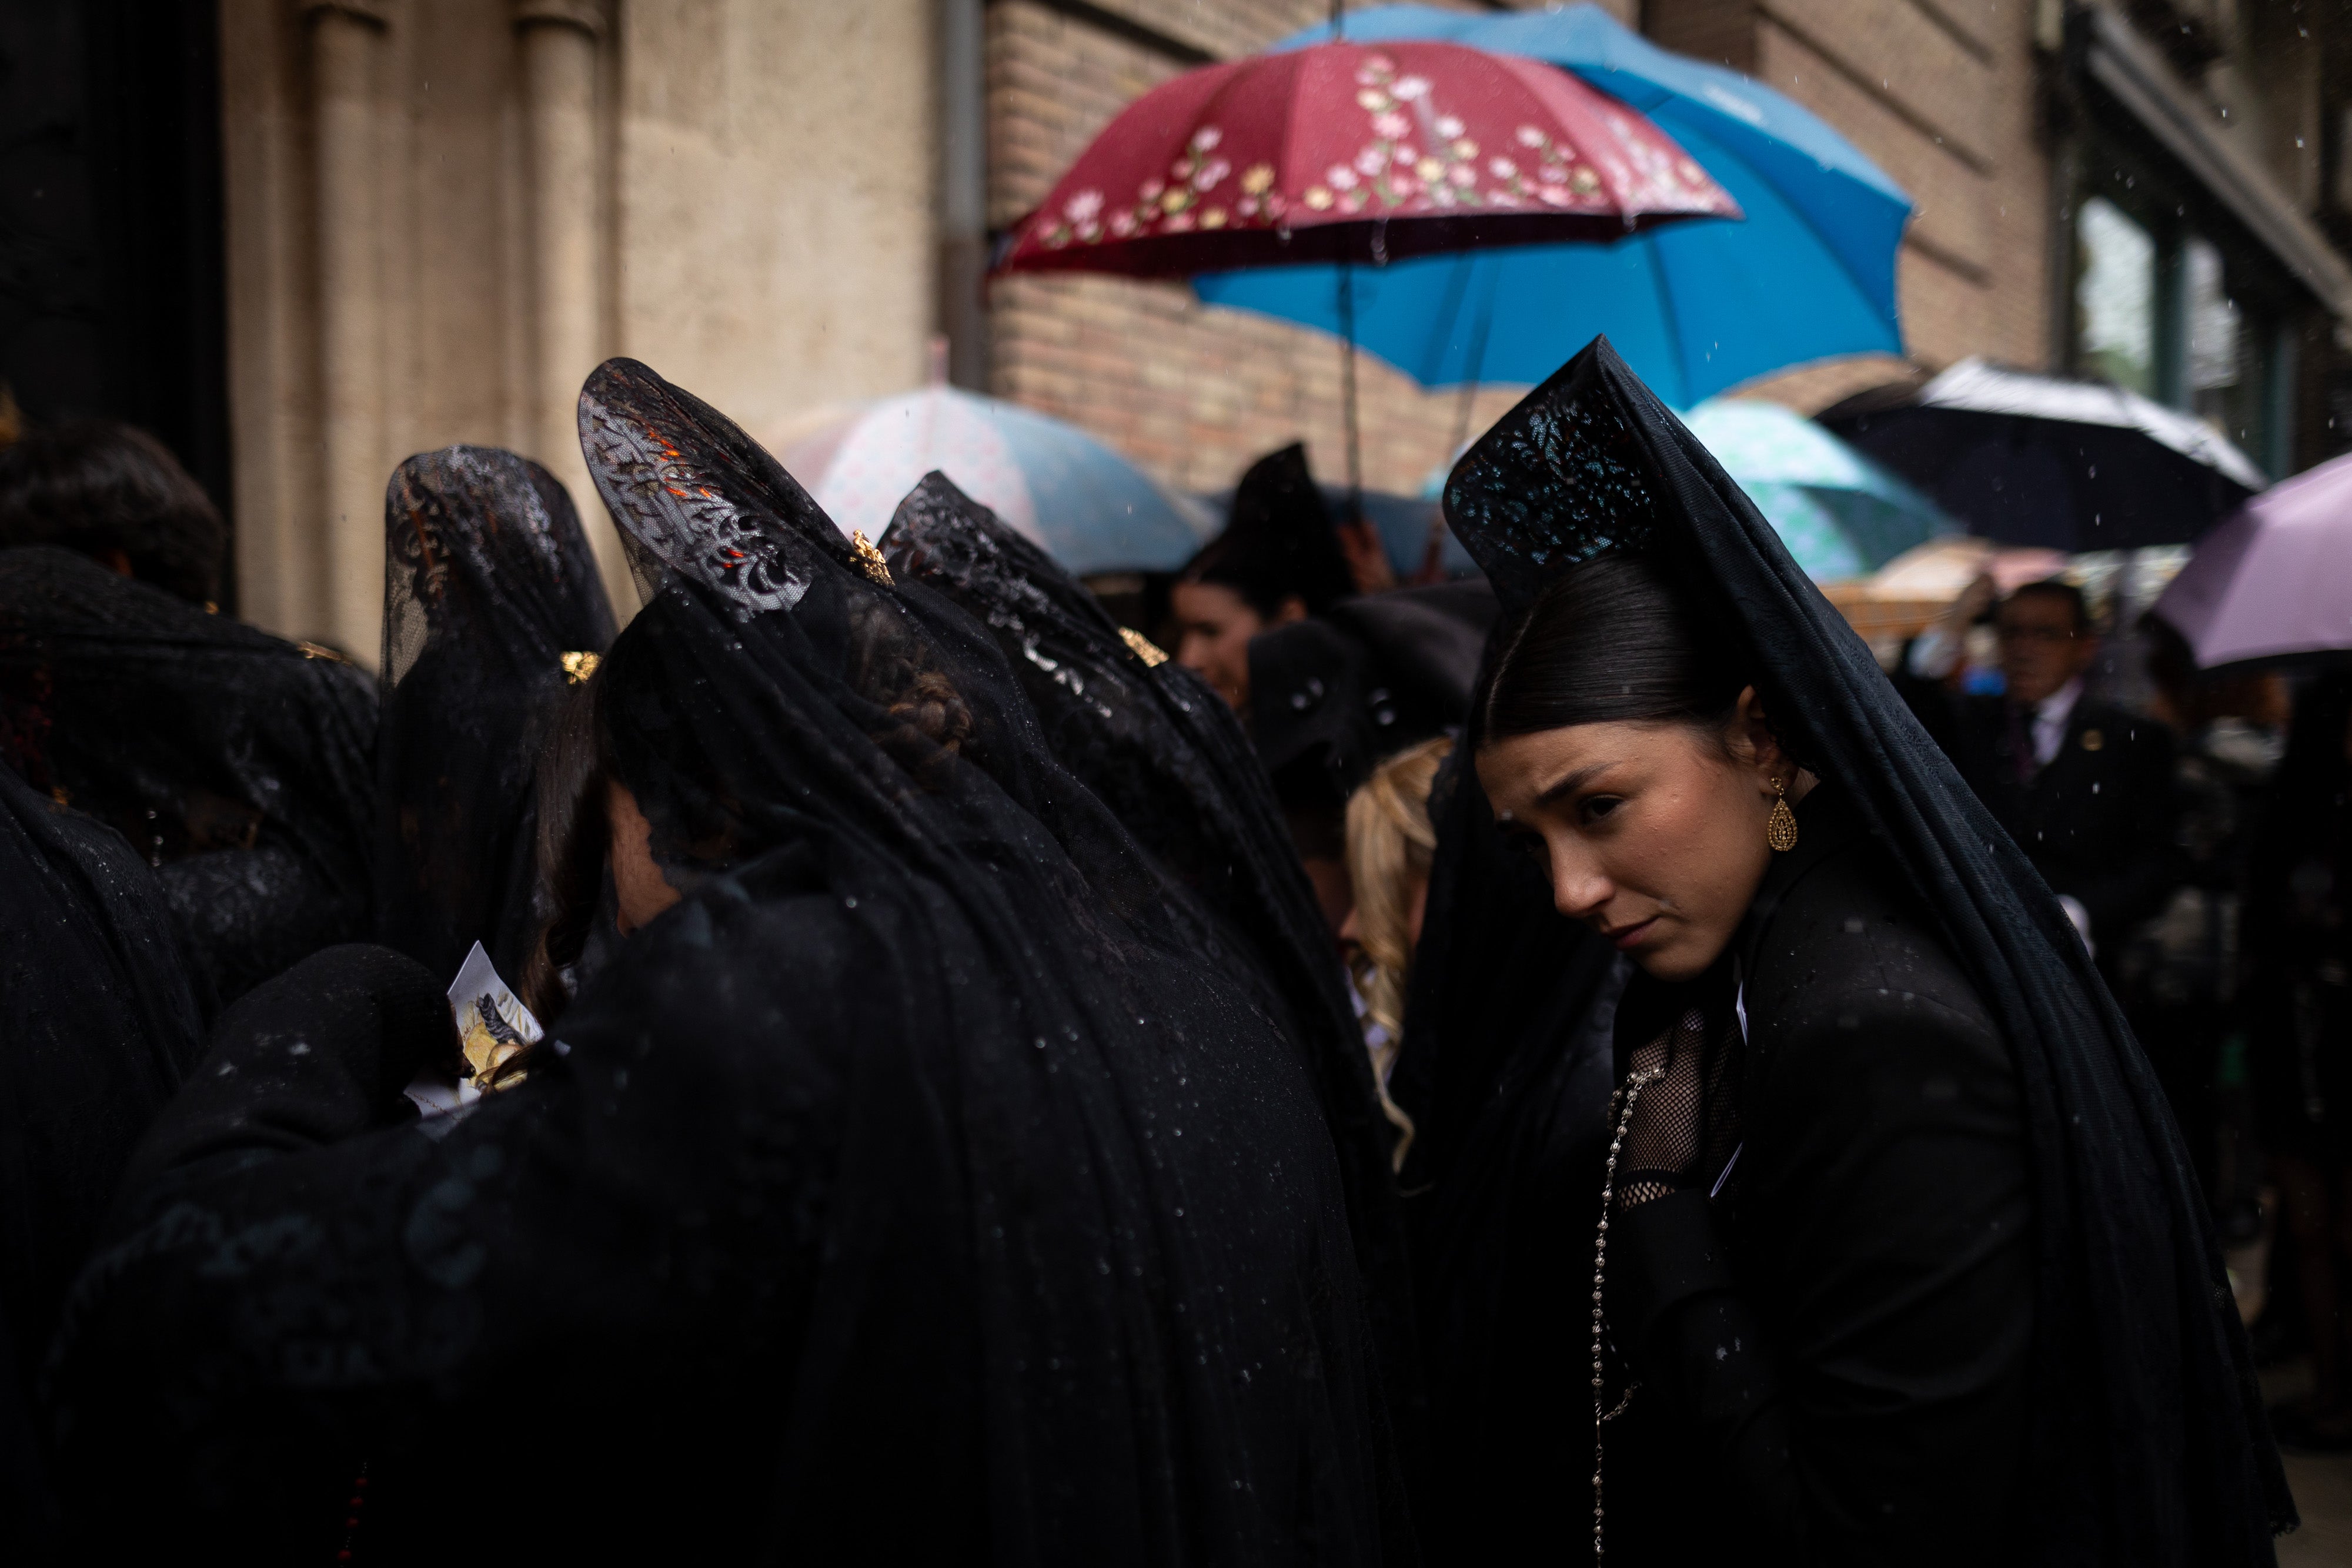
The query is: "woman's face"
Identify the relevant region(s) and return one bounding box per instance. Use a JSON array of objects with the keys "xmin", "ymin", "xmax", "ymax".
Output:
[
  {"xmin": 607, "ymin": 782, "xmax": 683, "ymax": 935},
  {"xmin": 1476, "ymin": 690, "xmax": 1793, "ymax": 982},
  {"xmin": 1171, "ymin": 581, "xmax": 1264, "ymax": 710},
  {"xmin": 1172, "ymin": 581, "xmax": 1308, "ymax": 712}
]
